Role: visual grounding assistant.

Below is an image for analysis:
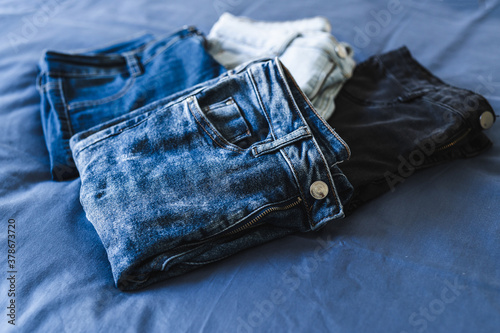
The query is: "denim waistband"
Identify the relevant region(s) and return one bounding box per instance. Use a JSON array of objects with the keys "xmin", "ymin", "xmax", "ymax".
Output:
[
  {"xmin": 367, "ymin": 46, "xmax": 494, "ymax": 134},
  {"xmin": 361, "ymin": 46, "xmax": 445, "ymax": 90},
  {"xmin": 72, "ymin": 58, "xmax": 351, "ymax": 166},
  {"xmin": 329, "ymin": 46, "xmax": 495, "ymax": 212},
  {"xmin": 37, "ymin": 26, "xmax": 203, "ymax": 83}
]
